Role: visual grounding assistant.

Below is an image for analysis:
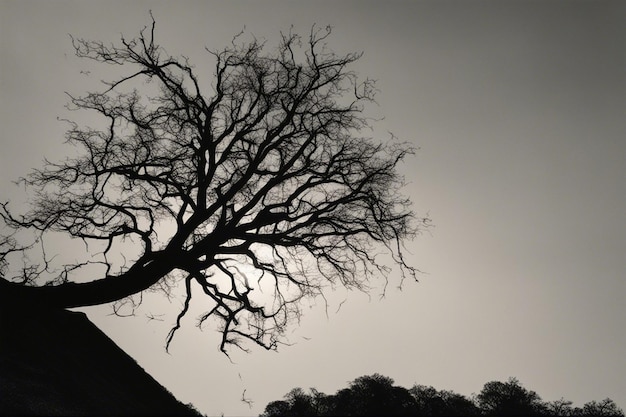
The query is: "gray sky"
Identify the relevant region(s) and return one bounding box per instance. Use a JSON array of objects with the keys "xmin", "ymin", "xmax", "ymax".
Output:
[{"xmin": 1, "ymin": 1, "xmax": 624, "ymax": 416}]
